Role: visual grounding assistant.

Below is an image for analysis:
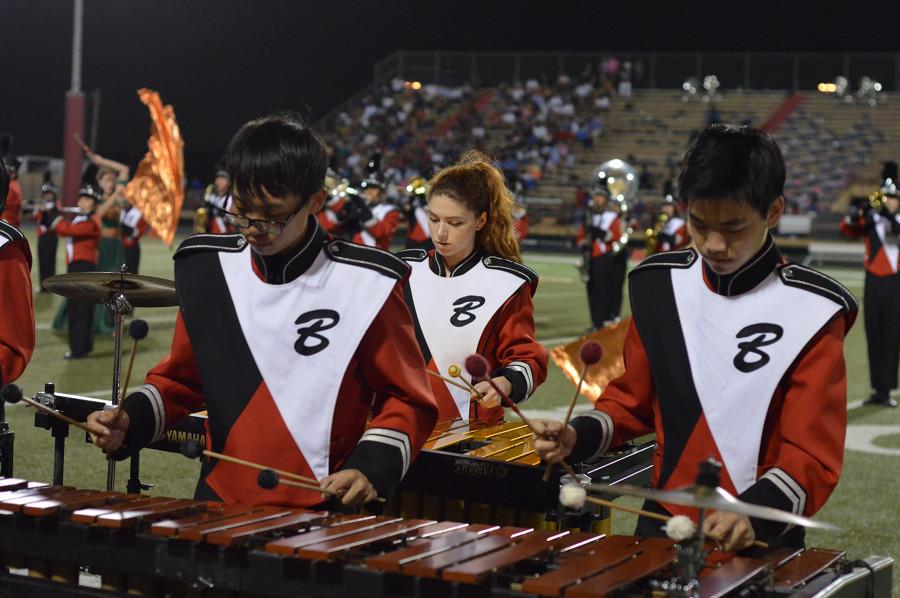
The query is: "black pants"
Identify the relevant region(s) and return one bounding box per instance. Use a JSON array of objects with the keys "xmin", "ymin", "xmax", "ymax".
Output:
[
  {"xmin": 586, "ymin": 252, "xmax": 624, "ymax": 328},
  {"xmin": 864, "ymin": 270, "xmax": 900, "ymax": 393},
  {"xmin": 67, "ymin": 260, "xmax": 95, "ymax": 357},
  {"xmin": 124, "ymin": 243, "xmax": 140, "ymax": 275},
  {"xmin": 37, "ymin": 233, "xmax": 58, "ymax": 288}
]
